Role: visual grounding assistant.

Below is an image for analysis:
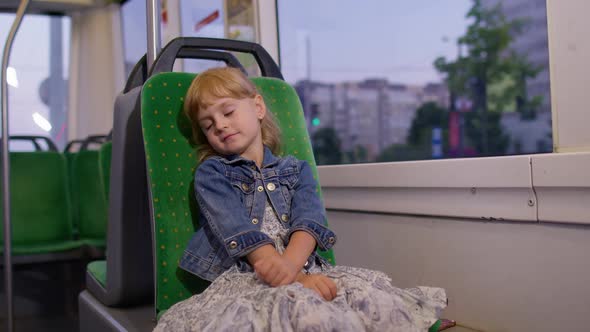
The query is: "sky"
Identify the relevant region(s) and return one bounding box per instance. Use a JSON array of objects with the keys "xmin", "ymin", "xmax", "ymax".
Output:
[
  {"xmin": 0, "ymin": 0, "xmax": 472, "ymax": 140},
  {"xmin": 120, "ymin": 0, "xmax": 473, "ymax": 85},
  {"xmin": 277, "ymin": 0, "xmax": 472, "ymax": 85}
]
